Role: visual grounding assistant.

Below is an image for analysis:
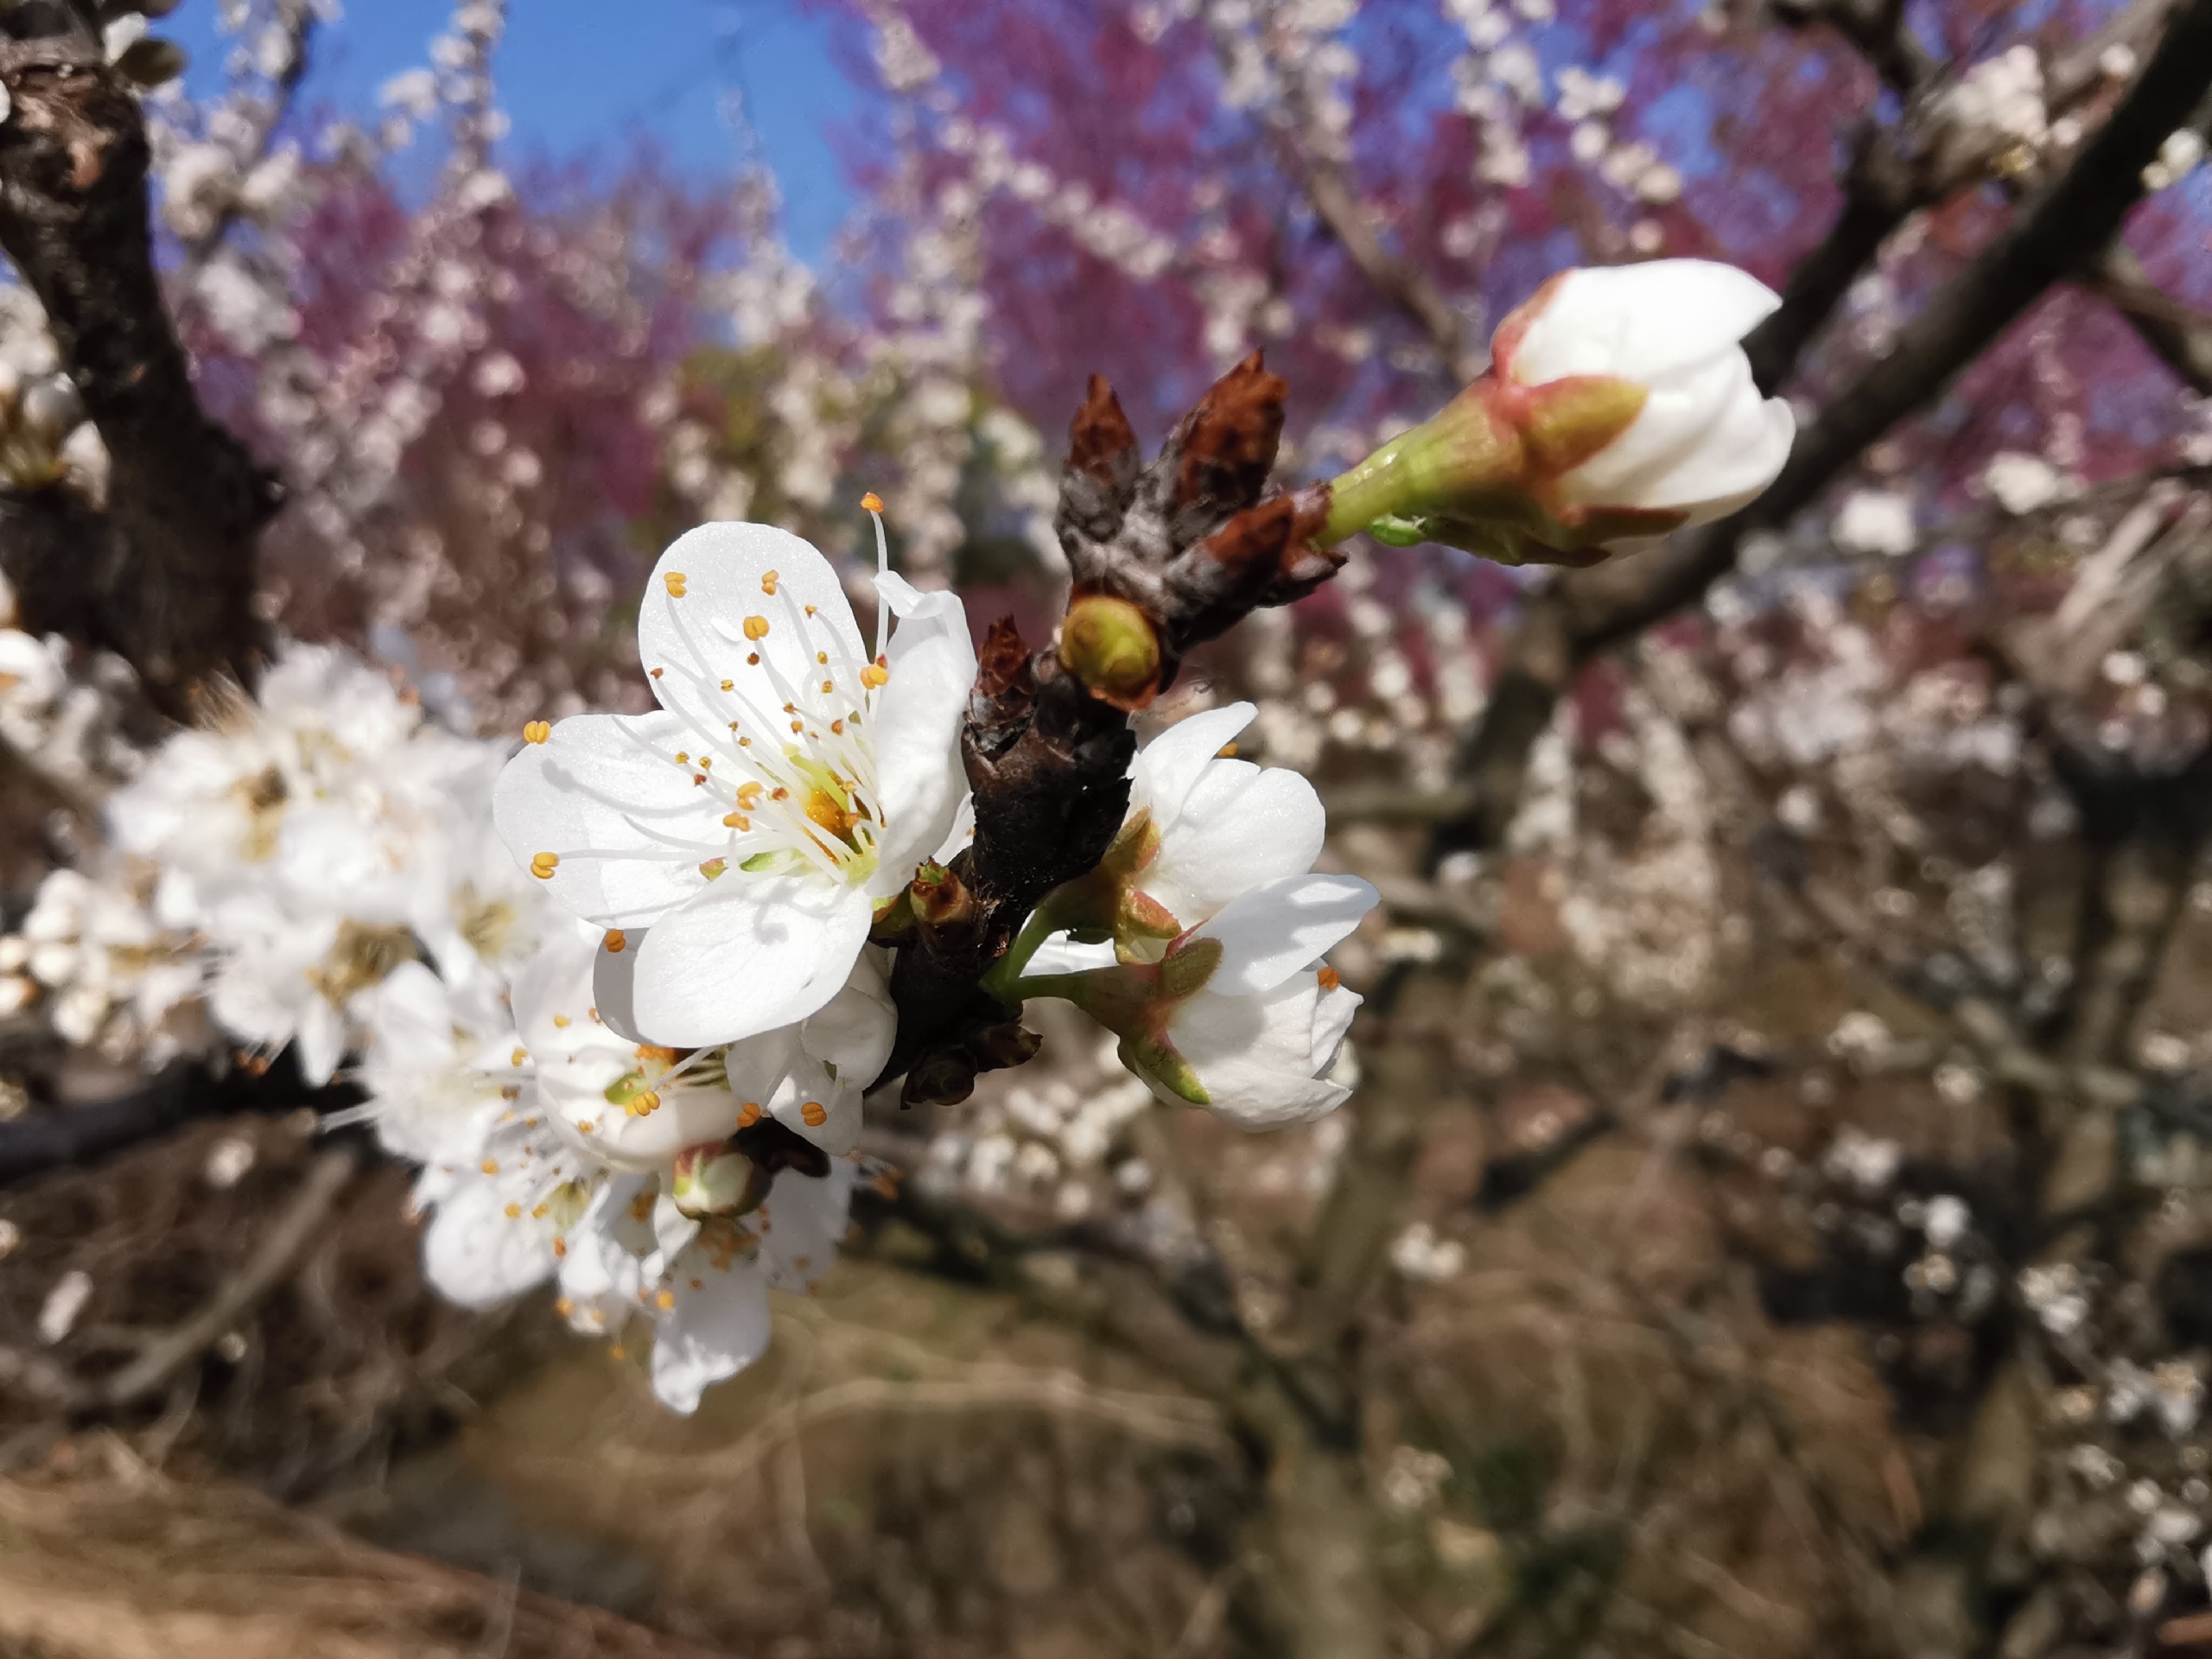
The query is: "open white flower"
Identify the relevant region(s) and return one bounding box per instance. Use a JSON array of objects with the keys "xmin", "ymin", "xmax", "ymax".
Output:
[
  {"xmin": 556, "ymin": 1157, "xmax": 857, "ymax": 1414},
  {"xmin": 348, "ymin": 958, "xmax": 518, "ymax": 1166},
  {"xmin": 495, "ymin": 521, "xmax": 974, "ymax": 1049},
  {"xmin": 511, "ymin": 917, "xmax": 881, "ymax": 1169},
  {"xmin": 1028, "ymin": 872, "xmax": 1377, "ymax": 1129}
]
